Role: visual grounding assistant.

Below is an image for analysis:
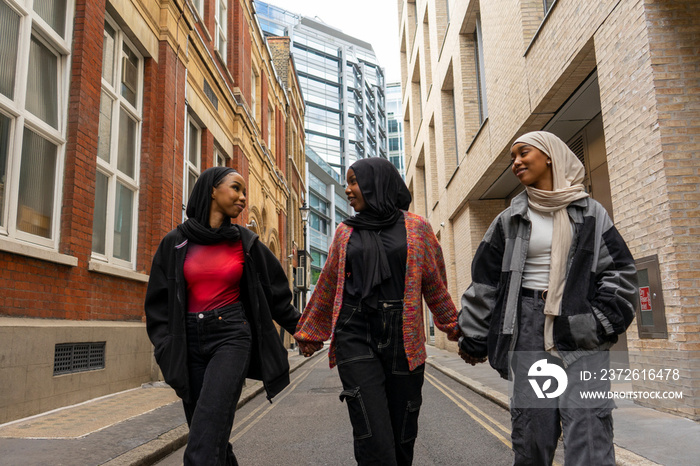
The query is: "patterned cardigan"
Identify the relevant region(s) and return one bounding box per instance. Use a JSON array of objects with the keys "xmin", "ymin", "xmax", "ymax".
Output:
[{"xmin": 294, "ymin": 211, "xmax": 461, "ymax": 371}]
